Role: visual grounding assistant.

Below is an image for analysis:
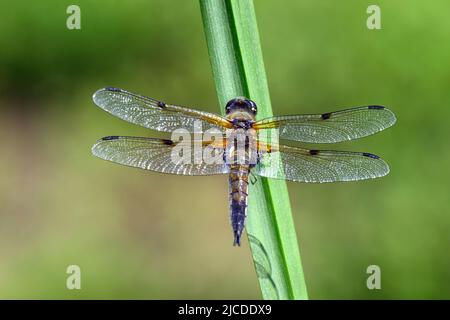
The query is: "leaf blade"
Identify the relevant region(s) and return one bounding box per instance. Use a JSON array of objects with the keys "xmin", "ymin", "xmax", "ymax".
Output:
[{"xmin": 200, "ymin": 0, "xmax": 308, "ymax": 299}]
